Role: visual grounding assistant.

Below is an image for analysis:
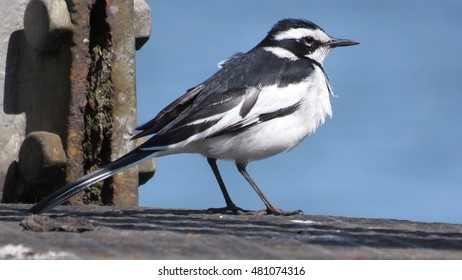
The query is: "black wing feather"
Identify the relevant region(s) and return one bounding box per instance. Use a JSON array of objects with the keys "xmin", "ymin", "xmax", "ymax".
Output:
[
  {"xmin": 206, "ymin": 101, "xmax": 302, "ymax": 139},
  {"xmin": 132, "ymin": 85, "xmax": 205, "ymax": 140}
]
